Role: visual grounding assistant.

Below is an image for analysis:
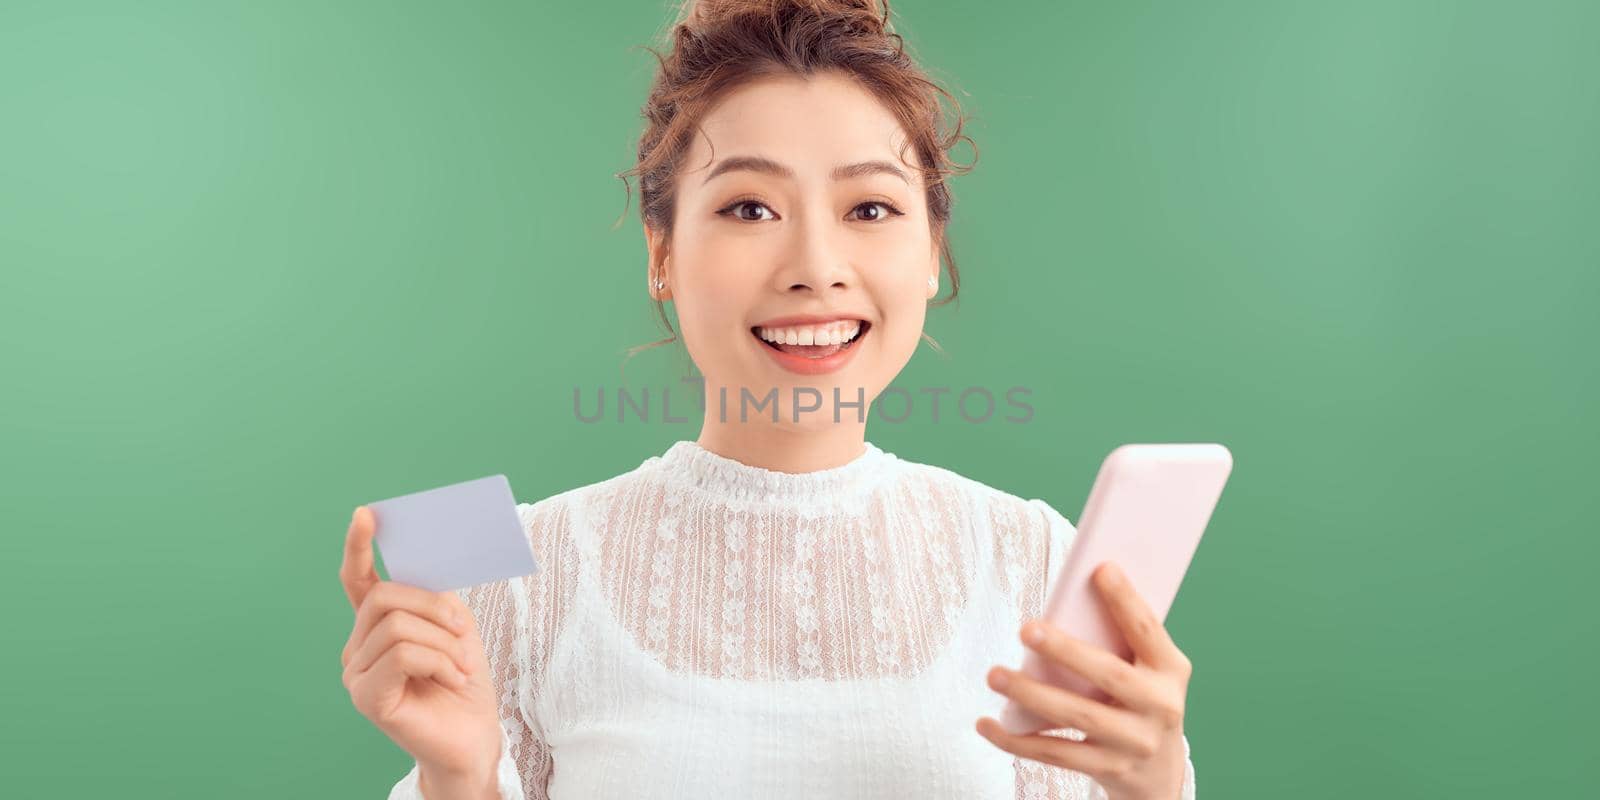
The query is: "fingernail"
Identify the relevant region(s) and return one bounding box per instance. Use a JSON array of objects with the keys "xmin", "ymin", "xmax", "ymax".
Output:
[
  {"xmin": 990, "ymin": 668, "xmax": 1010, "ymax": 690},
  {"xmin": 1023, "ymin": 622, "xmax": 1045, "ymax": 646}
]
